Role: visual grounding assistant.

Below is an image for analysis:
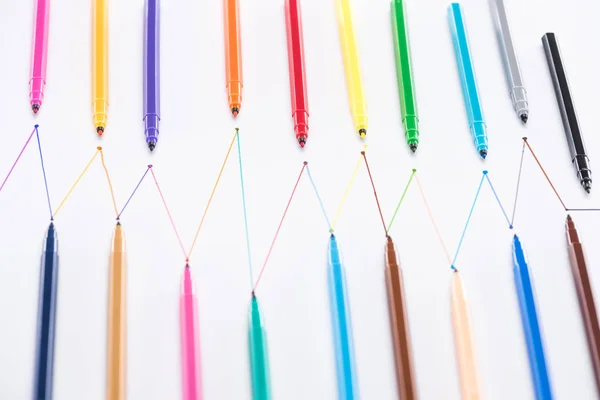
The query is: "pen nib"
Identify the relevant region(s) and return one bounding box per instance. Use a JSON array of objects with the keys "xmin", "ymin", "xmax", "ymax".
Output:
[
  {"xmin": 298, "ymin": 137, "xmax": 306, "ymax": 148},
  {"xmin": 97, "ymin": 126, "xmax": 104, "ymax": 135},
  {"xmin": 231, "ymin": 107, "xmax": 239, "ymax": 117},
  {"xmin": 520, "ymin": 113, "xmax": 528, "ymax": 124},
  {"xmin": 148, "ymin": 142, "xmax": 156, "ymax": 151},
  {"xmin": 583, "ymin": 179, "xmax": 592, "ymax": 193},
  {"xmin": 358, "ymin": 128, "xmax": 367, "ymax": 138},
  {"xmin": 32, "ymin": 104, "xmax": 40, "ymax": 114},
  {"xmin": 479, "ymin": 149, "xmax": 487, "ymax": 159},
  {"xmin": 409, "ymin": 143, "xmax": 418, "ymax": 153}
]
